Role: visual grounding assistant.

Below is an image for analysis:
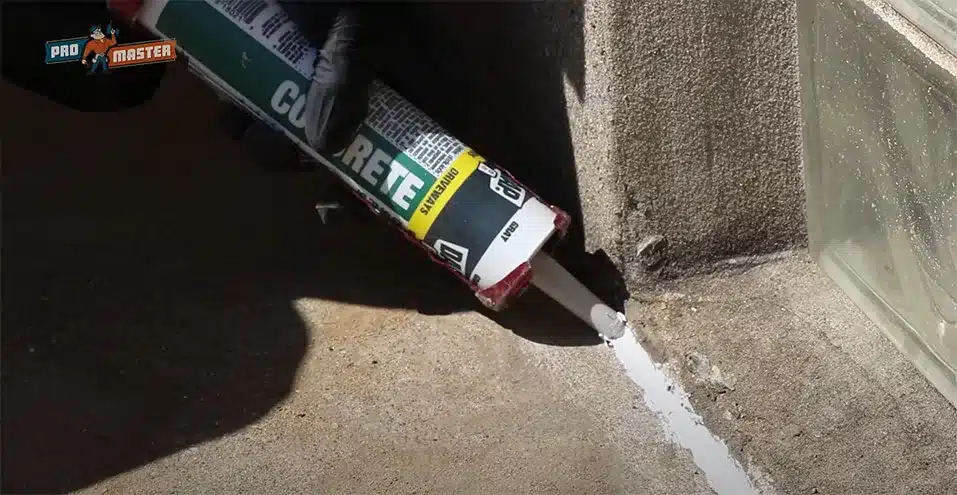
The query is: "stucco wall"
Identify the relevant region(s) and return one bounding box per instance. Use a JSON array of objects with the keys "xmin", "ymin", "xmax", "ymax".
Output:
[{"xmin": 599, "ymin": 0, "xmax": 806, "ymax": 286}]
